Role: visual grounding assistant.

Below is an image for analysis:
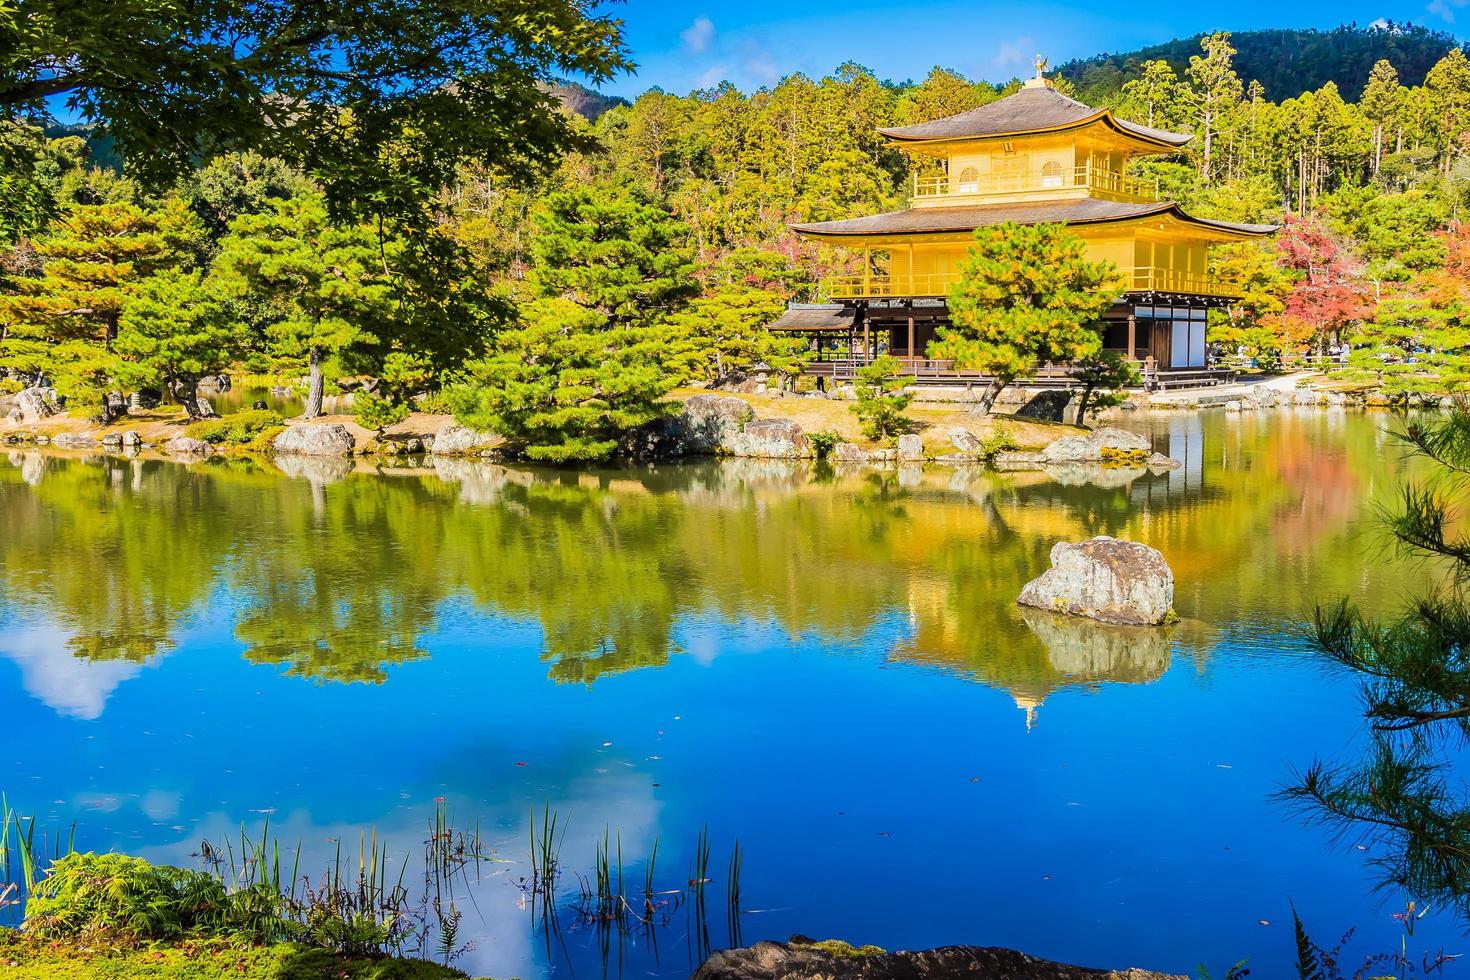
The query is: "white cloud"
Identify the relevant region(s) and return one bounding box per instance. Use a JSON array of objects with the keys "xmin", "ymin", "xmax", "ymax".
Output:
[
  {"xmin": 744, "ymin": 45, "xmax": 780, "ymax": 87},
  {"xmin": 0, "ymin": 624, "xmax": 151, "ymax": 720},
  {"xmin": 696, "ymin": 64, "xmax": 730, "ymax": 89},
  {"xmin": 681, "ymin": 16, "xmax": 715, "ymax": 54},
  {"xmin": 1429, "ymin": 0, "xmax": 1465, "ymax": 22},
  {"xmin": 993, "ymin": 35, "xmax": 1037, "ymax": 74}
]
